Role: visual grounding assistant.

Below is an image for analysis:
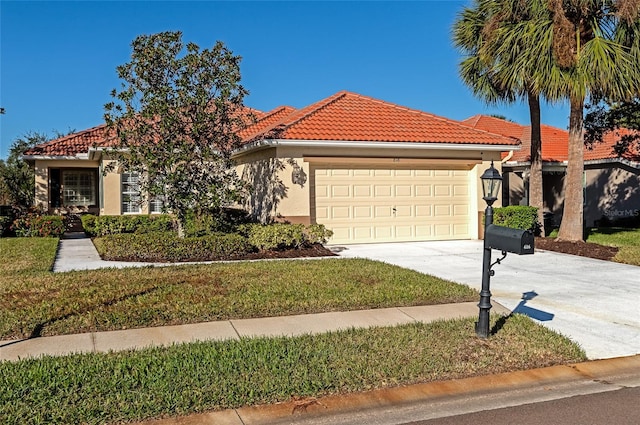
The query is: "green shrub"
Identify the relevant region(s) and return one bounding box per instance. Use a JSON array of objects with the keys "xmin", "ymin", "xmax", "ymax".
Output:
[
  {"xmin": 305, "ymin": 224, "xmax": 334, "ymax": 244},
  {"xmin": 240, "ymin": 223, "xmax": 333, "ymax": 251},
  {"xmin": 94, "ymin": 231, "xmax": 254, "ymax": 262},
  {"xmin": 183, "ymin": 208, "xmax": 256, "ymax": 237},
  {"xmin": 80, "ymin": 214, "xmax": 98, "ymax": 235},
  {"xmin": 11, "ymin": 214, "xmax": 65, "ymax": 237},
  {"xmin": 82, "ymin": 214, "xmax": 175, "ymax": 237},
  {"xmin": 493, "ymin": 206, "xmax": 540, "ymax": 235}
]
